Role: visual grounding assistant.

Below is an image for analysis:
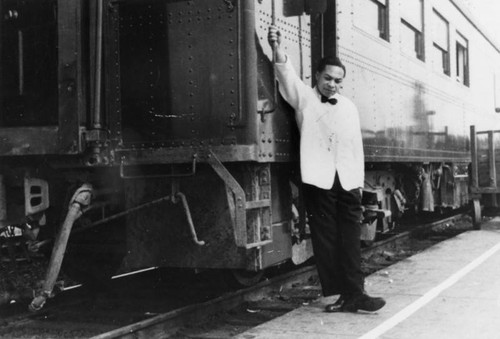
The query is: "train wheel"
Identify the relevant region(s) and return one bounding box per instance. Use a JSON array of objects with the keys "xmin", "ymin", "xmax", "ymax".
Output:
[
  {"xmin": 472, "ymin": 199, "xmax": 482, "ymax": 230},
  {"xmin": 229, "ymin": 269, "xmax": 264, "ymax": 287}
]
